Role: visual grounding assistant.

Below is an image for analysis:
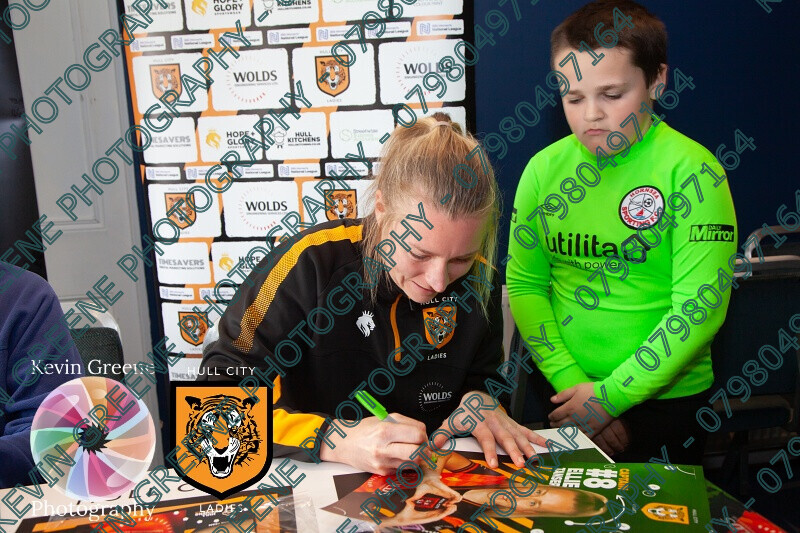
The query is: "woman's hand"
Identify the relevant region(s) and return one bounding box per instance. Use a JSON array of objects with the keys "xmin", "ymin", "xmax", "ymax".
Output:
[
  {"xmin": 548, "ymin": 382, "xmax": 613, "ymax": 435},
  {"xmin": 436, "ymin": 391, "xmax": 547, "ymax": 469},
  {"xmin": 319, "ymin": 413, "xmax": 427, "ymax": 475}
]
